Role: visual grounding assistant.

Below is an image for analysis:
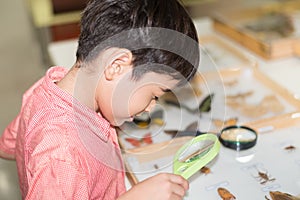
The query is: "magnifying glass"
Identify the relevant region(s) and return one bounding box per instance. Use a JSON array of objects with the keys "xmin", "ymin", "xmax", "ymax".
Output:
[
  {"xmin": 219, "ymin": 125, "xmax": 257, "ymax": 151},
  {"xmin": 173, "ymin": 133, "xmax": 220, "ymax": 179}
]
